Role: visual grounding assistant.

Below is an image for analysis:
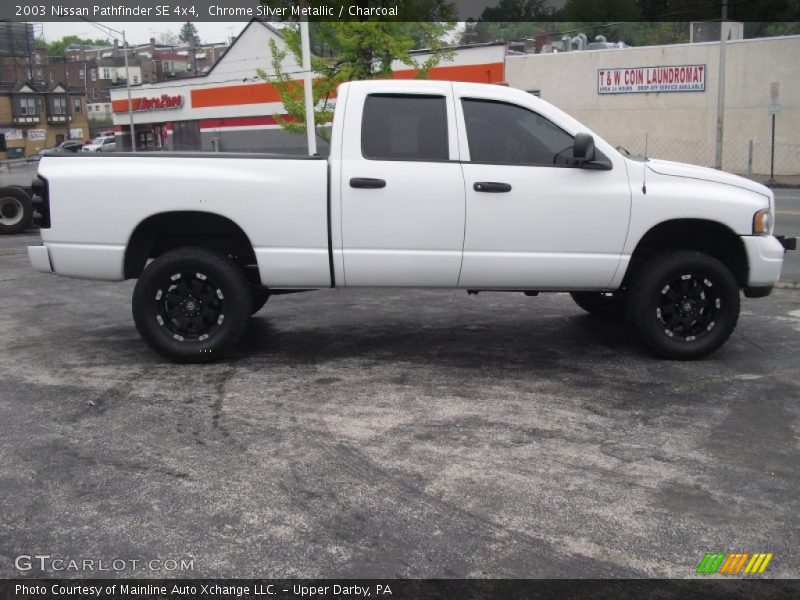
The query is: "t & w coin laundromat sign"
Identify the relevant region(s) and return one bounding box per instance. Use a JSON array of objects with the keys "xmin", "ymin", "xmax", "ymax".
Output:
[{"xmin": 598, "ymin": 65, "xmax": 706, "ymax": 94}]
